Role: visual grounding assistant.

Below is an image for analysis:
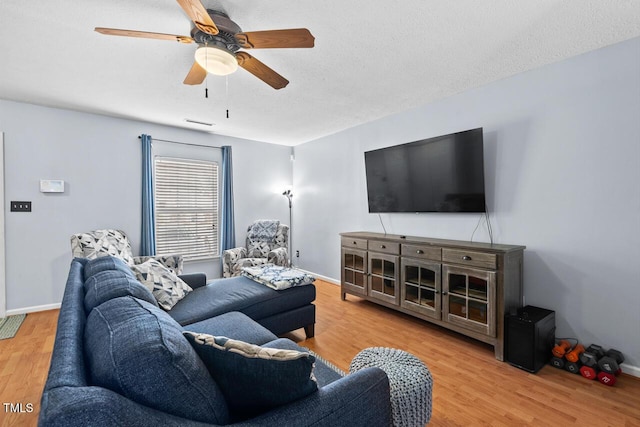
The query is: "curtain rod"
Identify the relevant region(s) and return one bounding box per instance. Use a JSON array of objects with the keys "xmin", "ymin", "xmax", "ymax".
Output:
[{"xmin": 138, "ymin": 135, "xmax": 222, "ymax": 149}]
